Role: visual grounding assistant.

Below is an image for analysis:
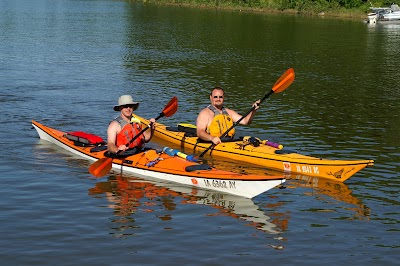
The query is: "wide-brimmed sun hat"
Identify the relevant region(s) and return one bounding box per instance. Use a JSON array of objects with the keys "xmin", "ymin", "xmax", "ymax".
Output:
[{"xmin": 113, "ymin": 95, "xmax": 139, "ymax": 111}]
